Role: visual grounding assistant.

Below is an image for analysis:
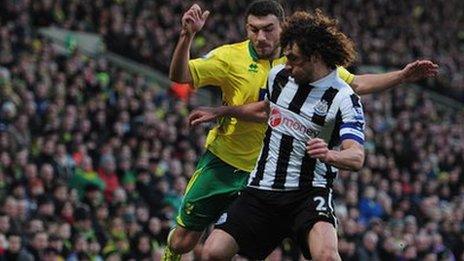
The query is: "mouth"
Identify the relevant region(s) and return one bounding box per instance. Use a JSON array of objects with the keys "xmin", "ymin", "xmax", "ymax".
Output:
[{"xmin": 256, "ymin": 45, "xmax": 270, "ymax": 51}]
